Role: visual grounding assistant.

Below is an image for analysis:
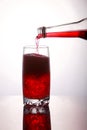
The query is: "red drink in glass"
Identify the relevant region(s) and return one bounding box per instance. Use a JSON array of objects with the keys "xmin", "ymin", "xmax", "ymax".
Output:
[{"xmin": 23, "ymin": 46, "xmax": 50, "ymax": 106}]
